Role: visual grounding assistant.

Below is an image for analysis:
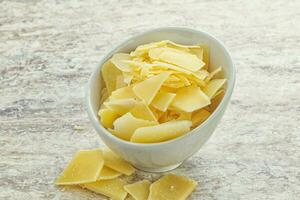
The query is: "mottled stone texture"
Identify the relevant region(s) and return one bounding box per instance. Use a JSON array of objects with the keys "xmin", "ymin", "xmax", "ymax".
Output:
[{"xmin": 0, "ymin": 0, "xmax": 299, "ymax": 199}]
